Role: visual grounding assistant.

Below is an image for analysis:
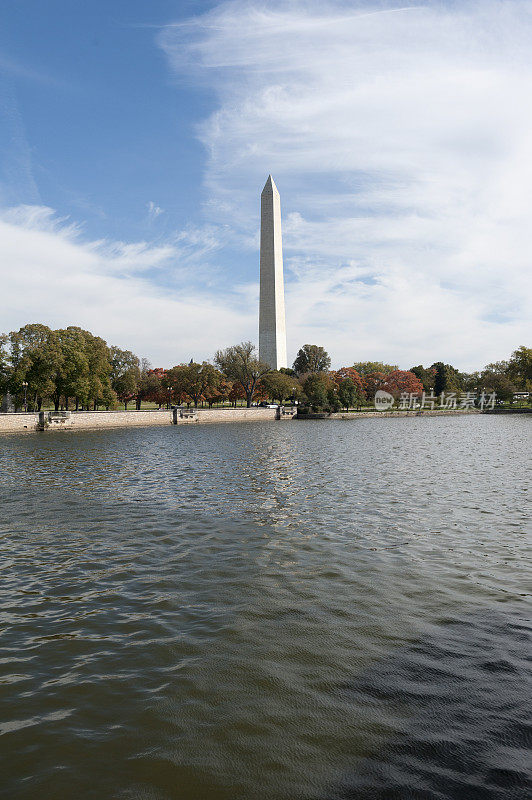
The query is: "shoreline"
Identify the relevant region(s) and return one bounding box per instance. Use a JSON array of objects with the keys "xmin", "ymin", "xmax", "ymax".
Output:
[{"xmin": 0, "ymin": 406, "xmax": 498, "ymax": 434}]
